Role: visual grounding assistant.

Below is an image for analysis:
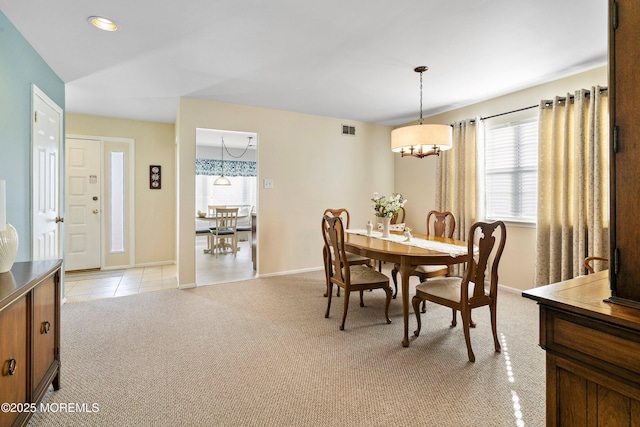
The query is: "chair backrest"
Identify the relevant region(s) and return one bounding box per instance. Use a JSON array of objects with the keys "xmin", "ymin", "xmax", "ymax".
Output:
[
  {"xmin": 426, "ymin": 210, "xmax": 456, "ymax": 238},
  {"xmin": 462, "ymin": 221, "xmax": 506, "ymax": 300},
  {"xmin": 208, "ymin": 205, "xmax": 225, "ymax": 216},
  {"xmin": 584, "ymin": 256, "xmax": 608, "ymax": 274},
  {"xmin": 323, "ymin": 208, "xmax": 351, "ymax": 228},
  {"xmin": 214, "ymin": 208, "xmax": 238, "ymax": 233},
  {"xmin": 321, "ymin": 215, "xmax": 350, "ymax": 286},
  {"xmin": 390, "ymin": 207, "xmax": 405, "ymax": 225}
]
